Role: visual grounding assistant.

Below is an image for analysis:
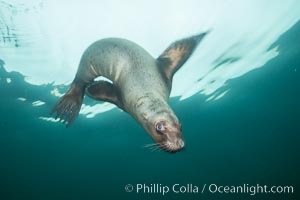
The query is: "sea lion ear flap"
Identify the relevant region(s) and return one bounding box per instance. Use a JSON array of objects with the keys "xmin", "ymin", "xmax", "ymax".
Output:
[{"xmin": 157, "ymin": 32, "xmax": 208, "ymax": 81}]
